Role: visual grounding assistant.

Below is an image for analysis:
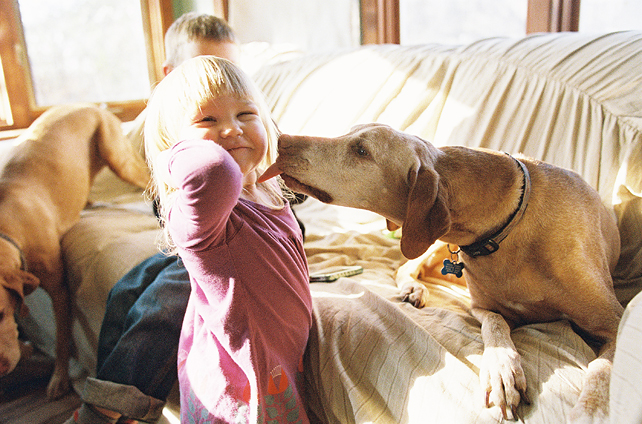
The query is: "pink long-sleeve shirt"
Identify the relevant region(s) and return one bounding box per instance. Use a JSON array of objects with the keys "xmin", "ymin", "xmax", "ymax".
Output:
[{"xmin": 164, "ymin": 139, "xmax": 312, "ymax": 423}]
